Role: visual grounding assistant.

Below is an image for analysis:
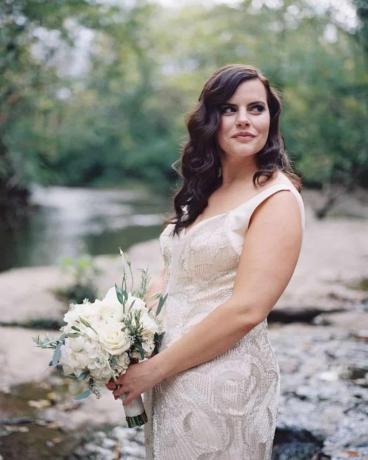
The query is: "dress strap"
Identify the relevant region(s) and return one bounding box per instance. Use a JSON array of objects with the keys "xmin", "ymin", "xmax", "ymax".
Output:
[
  {"xmin": 246, "ymin": 182, "xmax": 305, "ymax": 232},
  {"xmin": 226, "ymin": 182, "xmax": 305, "ymax": 255}
]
